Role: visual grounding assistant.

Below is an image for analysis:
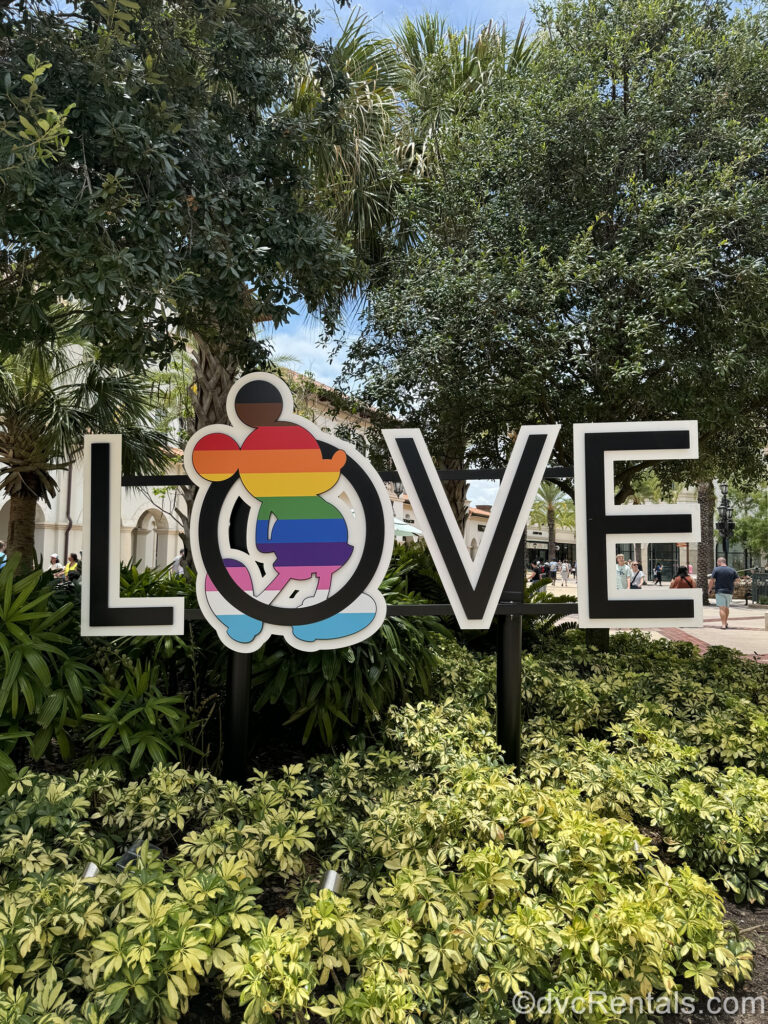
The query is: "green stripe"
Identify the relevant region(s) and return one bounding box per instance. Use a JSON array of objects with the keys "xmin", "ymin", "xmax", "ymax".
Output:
[{"xmin": 258, "ymin": 497, "xmax": 344, "ymax": 520}]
